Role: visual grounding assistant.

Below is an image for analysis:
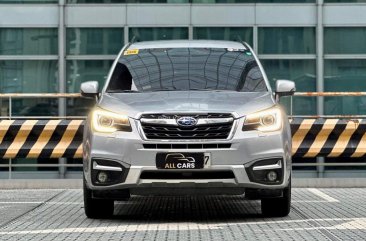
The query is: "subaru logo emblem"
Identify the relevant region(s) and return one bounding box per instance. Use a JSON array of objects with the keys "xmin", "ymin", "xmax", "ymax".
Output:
[{"xmin": 176, "ymin": 117, "xmax": 197, "ymax": 127}]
